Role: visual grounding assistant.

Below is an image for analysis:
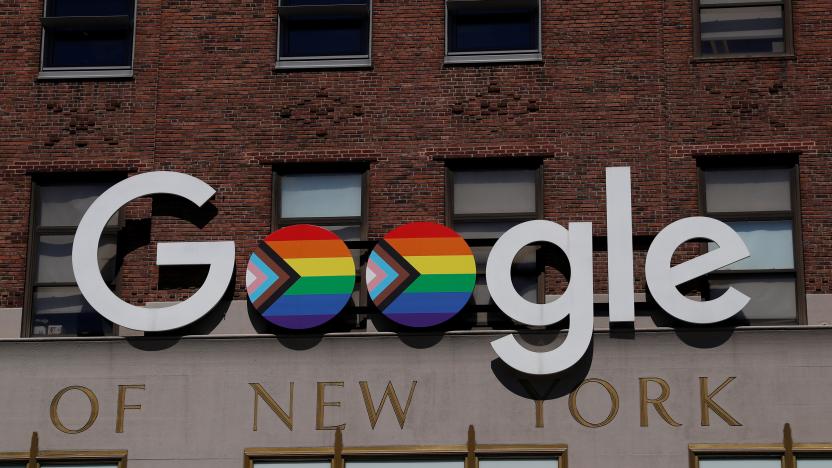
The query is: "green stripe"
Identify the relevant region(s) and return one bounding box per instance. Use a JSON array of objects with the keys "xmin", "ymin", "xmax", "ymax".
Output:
[
  {"xmin": 285, "ymin": 276, "xmax": 355, "ymax": 295},
  {"xmin": 406, "ymin": 274, "xmax": 475, "ymax": 293}
]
